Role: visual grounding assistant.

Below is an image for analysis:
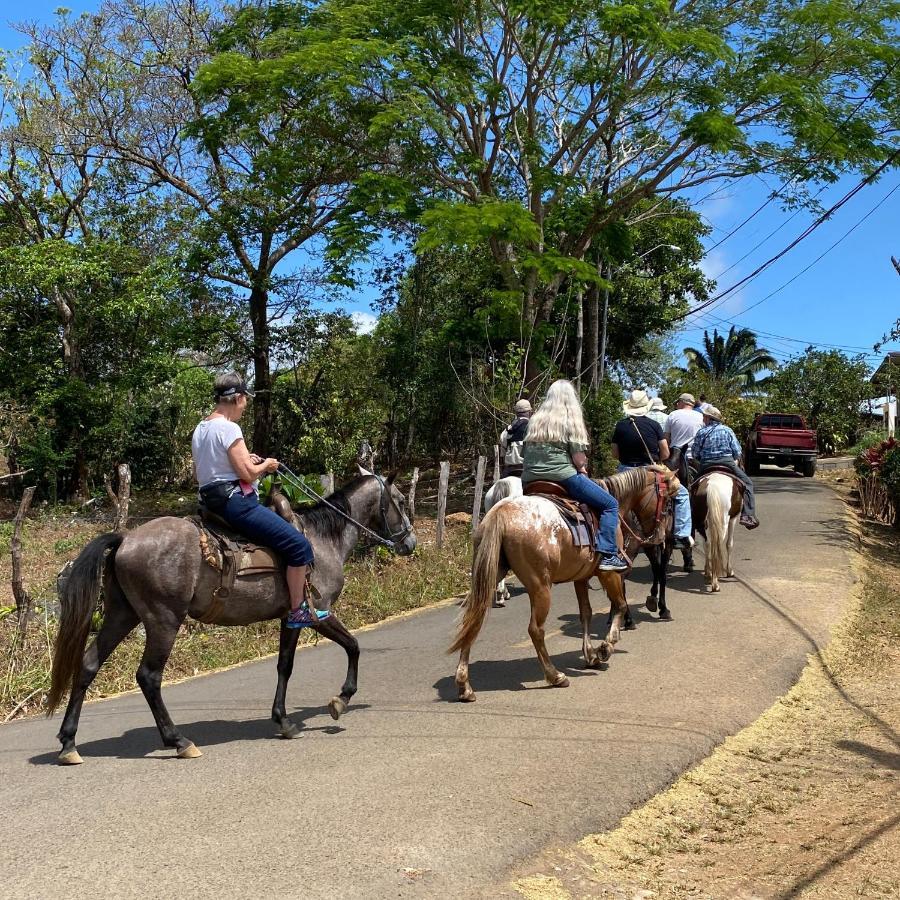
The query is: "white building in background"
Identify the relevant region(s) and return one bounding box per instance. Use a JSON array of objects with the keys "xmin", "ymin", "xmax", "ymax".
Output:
[{"xmin": 868, "ymin": 352, "xmax": 900, "ymax": 436}]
